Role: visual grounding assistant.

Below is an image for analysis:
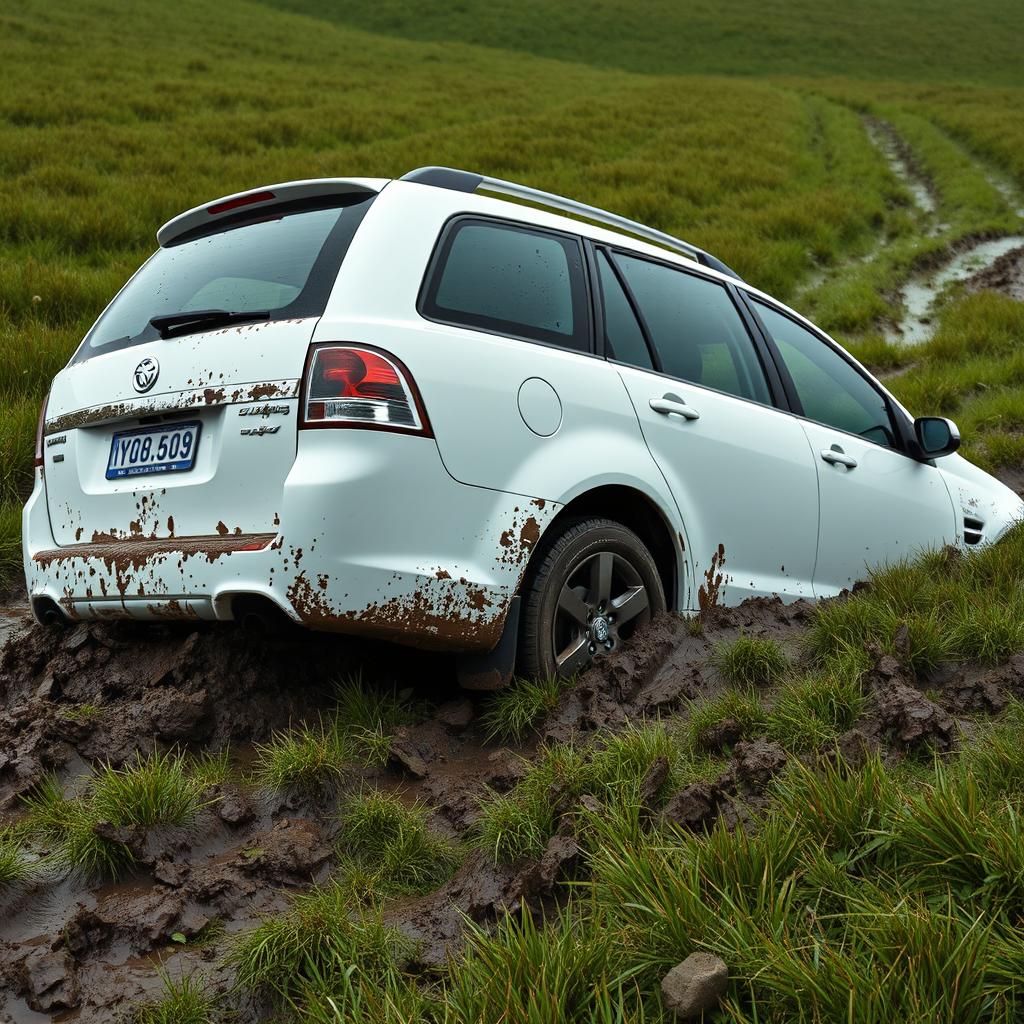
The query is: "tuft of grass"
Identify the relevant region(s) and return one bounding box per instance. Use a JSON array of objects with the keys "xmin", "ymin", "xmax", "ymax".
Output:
[
  {"xmin": 22, "ymin": 774, "xmax": 136, "ymax": 878},
  {"xmin": 475, "ymin": 725, "xmax": 727, "ymax": 864},
  {"xmin": 229, "ymin": 883, "xmax": 413, "ymax": 1006},
  {"xmin": 0, "ymin": 829, "xmax": 31, "ymax": 888},
  {"xmin": 445, "ymin": 906, "xmax": 617, "ymax": 1024},
  {"xmin": 253, "ymin": 718, "xmax": 356, "ymax": 795},
  {"xmin": 712, "ymin": 634, "xmax": 789, "ymax": 688},
  {"xmin": 91, "ymin": 749, "xmax": 206, "ymax": 828},
  {"xmin": 338, "ymin": 790, "xmax": 461, "ymax": 894},
  {"xmin": 133, "ymin": 972, "xmax": 219, "ymax": 1024},
  {"xmin": 766, "ymin": 671, "xmax": 866, "ymax": 752},
  {"xmin": 683, "ymin": 688, "xmax": 767, "ymax": 752},
  {"xmin": 22, "ymin": 751, "xmax": 210, "ymax": 878},
  {"xmin": 254, "ymin": 679, "xmax": 414, "ymax": 794},
  {"xmin": 482, "ymin": 675, "xmax": 564, "ymax": 742}
]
